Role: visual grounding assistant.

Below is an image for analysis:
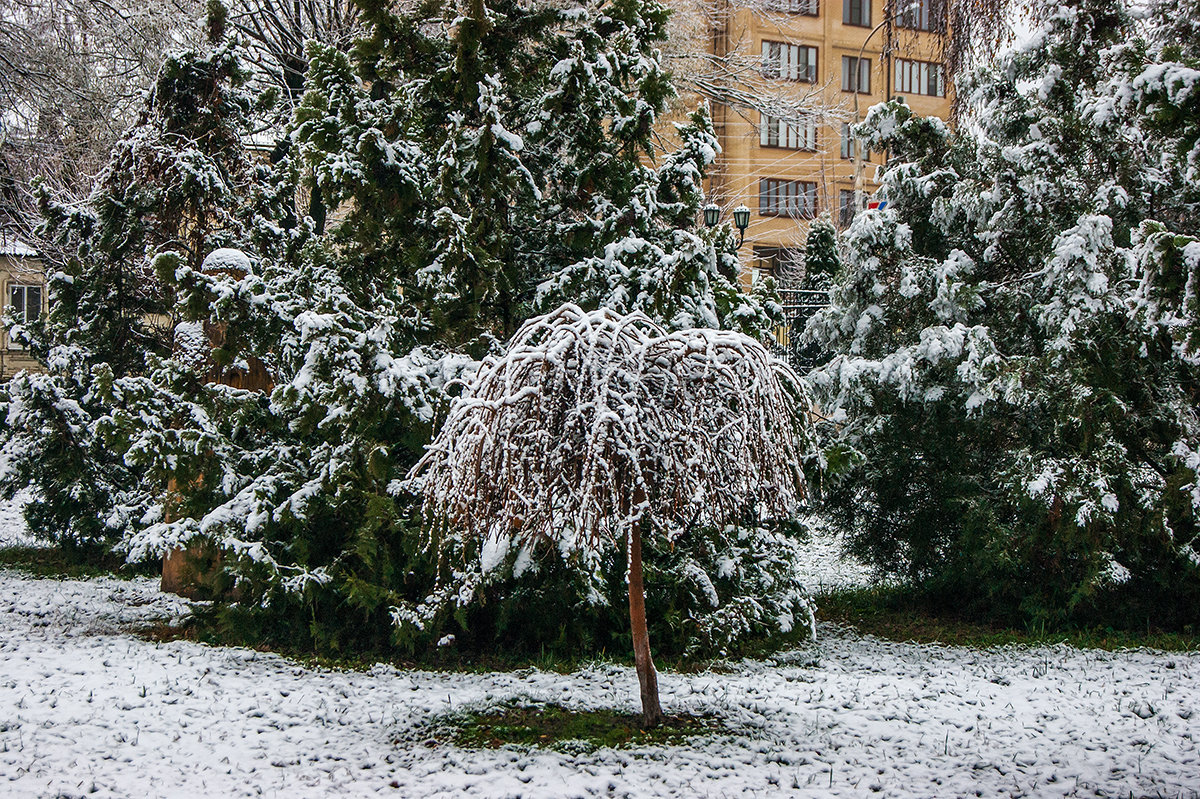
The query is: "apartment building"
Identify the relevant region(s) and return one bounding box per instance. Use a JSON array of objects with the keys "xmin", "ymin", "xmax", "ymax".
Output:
[{"xmin": 701, "ymin": 0, "xmax": 953, "ymax": 285}]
